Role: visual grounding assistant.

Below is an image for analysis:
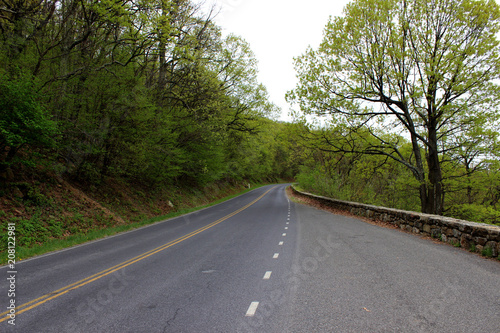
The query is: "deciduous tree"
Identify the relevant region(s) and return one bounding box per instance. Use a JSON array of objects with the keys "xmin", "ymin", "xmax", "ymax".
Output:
[{"xmin": 287, "ymin": 0, "xmax": 500, "ymax": 214}]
